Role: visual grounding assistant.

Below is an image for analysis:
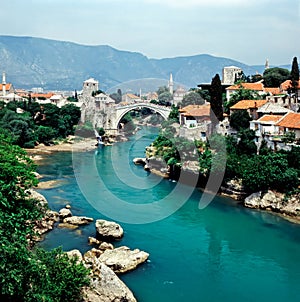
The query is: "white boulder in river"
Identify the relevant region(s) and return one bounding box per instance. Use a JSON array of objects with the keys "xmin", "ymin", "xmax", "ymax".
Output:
[
  {"xmin": 95, "ymin": 219, "xmax": 124, "ymax": 240},
  {"xmin": 99, "ymin": 246, "xmax": 149, "ymax": 274}
]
